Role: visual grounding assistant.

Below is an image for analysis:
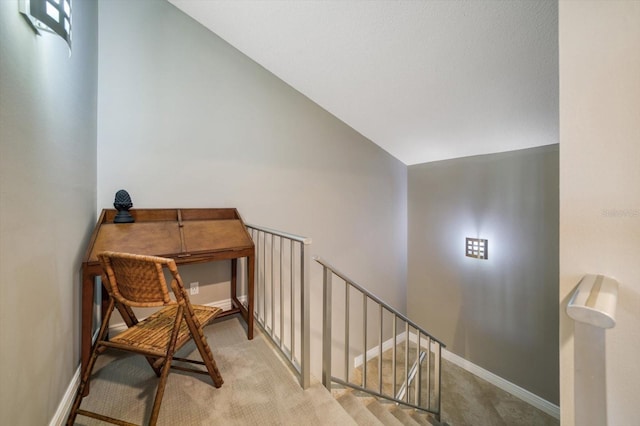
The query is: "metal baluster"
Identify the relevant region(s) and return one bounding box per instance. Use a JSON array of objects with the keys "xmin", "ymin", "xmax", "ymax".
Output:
[
  {"xmin": 300, "ymin": 240, "xmax": 310, "ymax": 389},
  {"xmin": 345, "ymin": 283, "xmax": 350, "ymax": 382},
  {"xmin": 271, "ymin": 234, "xmax": 275, "ymax": 334},
  {"xmin": 280, "ymin": 236, "xmax": 284, "ymax": 351},
  {"xmin": 404, "ymin": 321, "xmax": 409, "ymax": 403},
  {"xmin": 322, "ymin": 267, "xmax": 332, "ymax": 389},
  {"xmin": 254, "ymin": 230, "xmax": 258, "ymax": 315},
  {"xmin": 262, "ymin": 231, "xmax": 266, "ymax": 326},
  {"xmin": 362, "ymin": 292, "xmax": 367, "ymax": 389},
  {"xmin": 256, "ymin": 230, "xmax": 261, "ymax": 323},
  {"xmin": 290, "ymin": 241, "xmax": 295, "ymax": 362},
  {"xmin": 278, "ymin": 237, "xmax": 282, "ymax": 350},
  {"xmin": 378, "ymin": 305, "xmax": 383, "ymax": 395},
  {"xmin": 425, "ymin": 336, "xmax": 431, "ymax": 410},
  {"xmin": 416, "ymin": 330, "xmax": 421, "ymax": 406},
  {"xmin": 435, "ymin": 343, "xmax": 442, "ymax": 421},
  {"xmin": 392, "ymin": 315, "xmax": 397, "ymax": 398}
]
